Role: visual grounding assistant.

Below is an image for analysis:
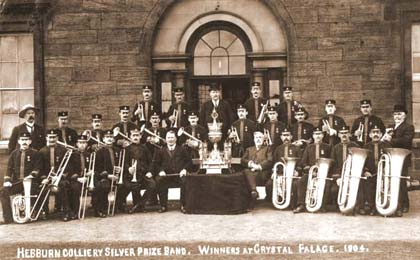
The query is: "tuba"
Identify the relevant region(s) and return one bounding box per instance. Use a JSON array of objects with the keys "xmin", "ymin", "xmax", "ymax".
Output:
[
  {"xmin": 376, "ymin": 148, "xmax": 411, "ymax": 217},
  {"xmin": 305, "ymin": 158, "xmax": 334, "ymax": 213},
  {"xmin": 337, "ymin": 147, "xmax": 369, "ymax": 214},
  {"xmin": 272, "ymin": 157, "xmax": 299, "ymax": 209},
  {"xmin": 12, "ymin": 176, "xmax": 34, "ymax": 223},
  {"xmin": 108, "ymin": 149, "xmax": 125, "ymax": 216}
]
